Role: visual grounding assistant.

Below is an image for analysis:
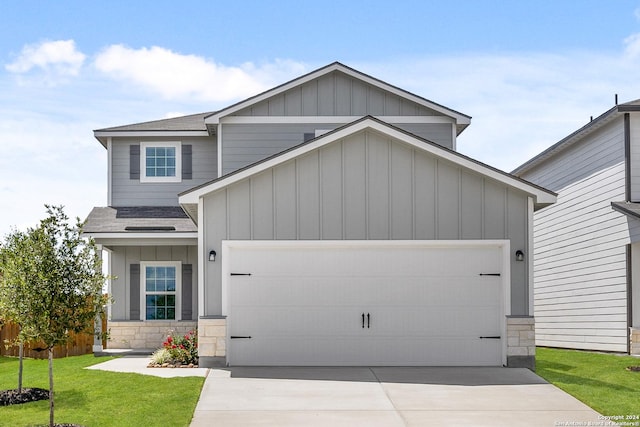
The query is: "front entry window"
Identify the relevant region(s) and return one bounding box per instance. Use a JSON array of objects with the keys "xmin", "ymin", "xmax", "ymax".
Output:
[{"xmin": 142, "ymin": 262, "xmax": 181, "ymax": 320}]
